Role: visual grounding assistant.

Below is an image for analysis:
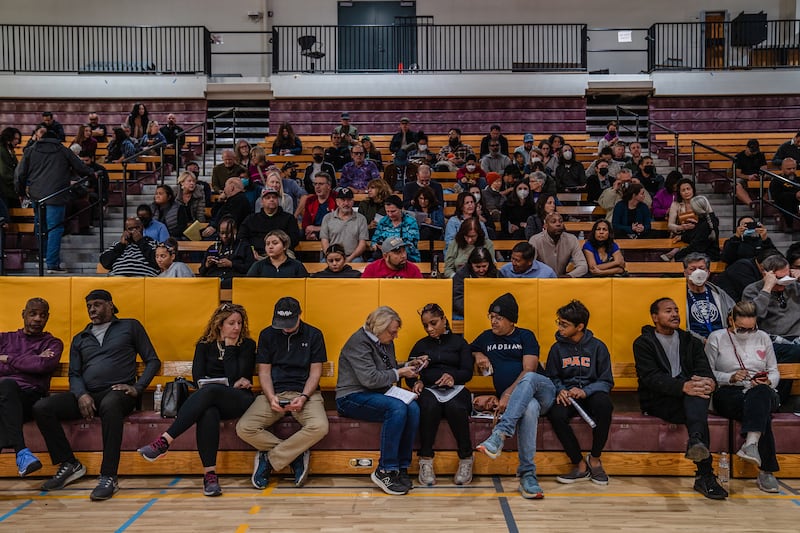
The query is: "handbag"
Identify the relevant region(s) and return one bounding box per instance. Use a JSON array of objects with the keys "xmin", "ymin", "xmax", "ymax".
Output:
[{"xmin": 161, "ymin": 377, "xmax": 195, "ymax": 418}]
